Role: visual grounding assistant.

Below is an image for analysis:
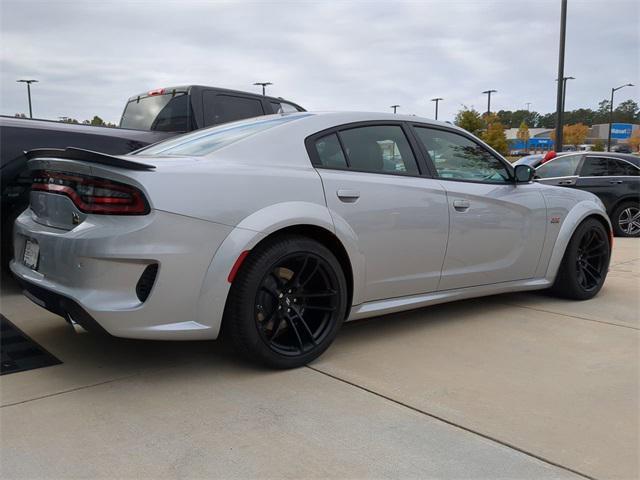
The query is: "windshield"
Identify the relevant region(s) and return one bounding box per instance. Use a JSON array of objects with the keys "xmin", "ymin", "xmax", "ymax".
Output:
[
  {"xmin": 135, "ymin": 114, "xmax": 311, "ymax": 157},
  {"xmin": 120, "ymin": 92, "xmax": 189, "ymax": 131}
]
